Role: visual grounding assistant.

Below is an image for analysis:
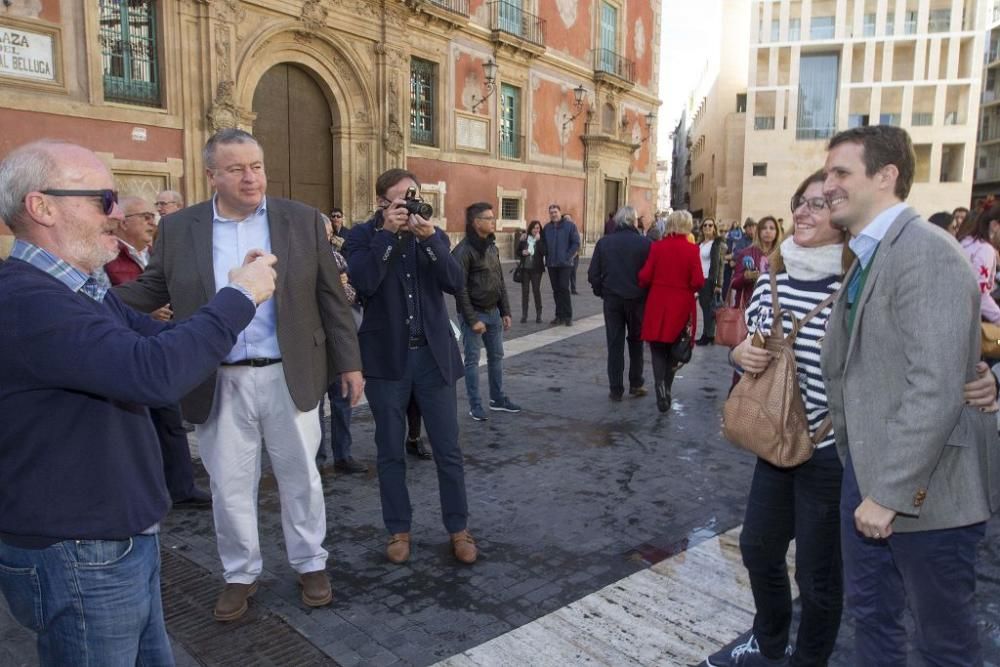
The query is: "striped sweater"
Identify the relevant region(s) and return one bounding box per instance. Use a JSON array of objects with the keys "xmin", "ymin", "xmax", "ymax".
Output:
[{"xmin": 743, "ymin": 271, "xmax": 841, "ymax": 449}]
